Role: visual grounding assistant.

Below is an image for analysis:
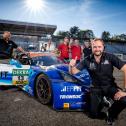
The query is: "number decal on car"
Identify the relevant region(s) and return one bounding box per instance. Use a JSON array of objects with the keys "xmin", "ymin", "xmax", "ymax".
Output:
[{"xmin": 12, "ymin": 69, "xmax": 29, "ymax": 85}]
